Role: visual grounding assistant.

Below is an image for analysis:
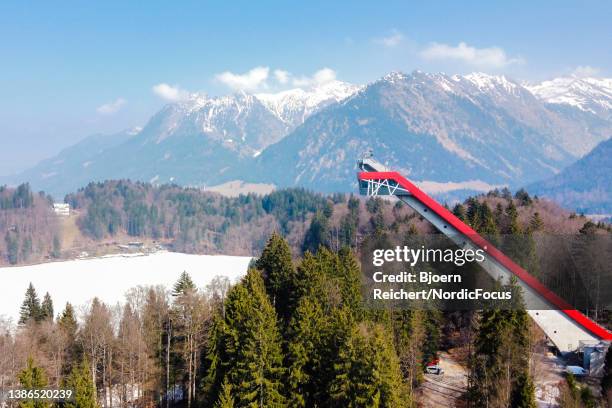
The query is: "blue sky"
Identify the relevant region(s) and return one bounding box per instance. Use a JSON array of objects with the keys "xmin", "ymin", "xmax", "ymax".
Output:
[{"xmin": 0, "ymin": 0, "xmax": 610, "ymax": 175}]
